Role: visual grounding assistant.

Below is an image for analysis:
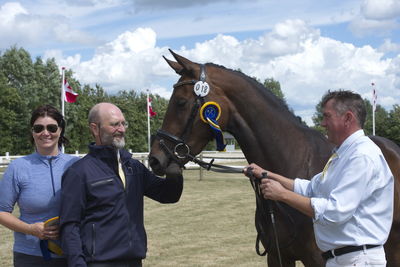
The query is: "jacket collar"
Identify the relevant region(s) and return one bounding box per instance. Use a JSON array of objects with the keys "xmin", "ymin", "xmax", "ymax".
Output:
[{"xmin": 88, "ymin": 143, "xmax": 132, "ymax": 163}]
